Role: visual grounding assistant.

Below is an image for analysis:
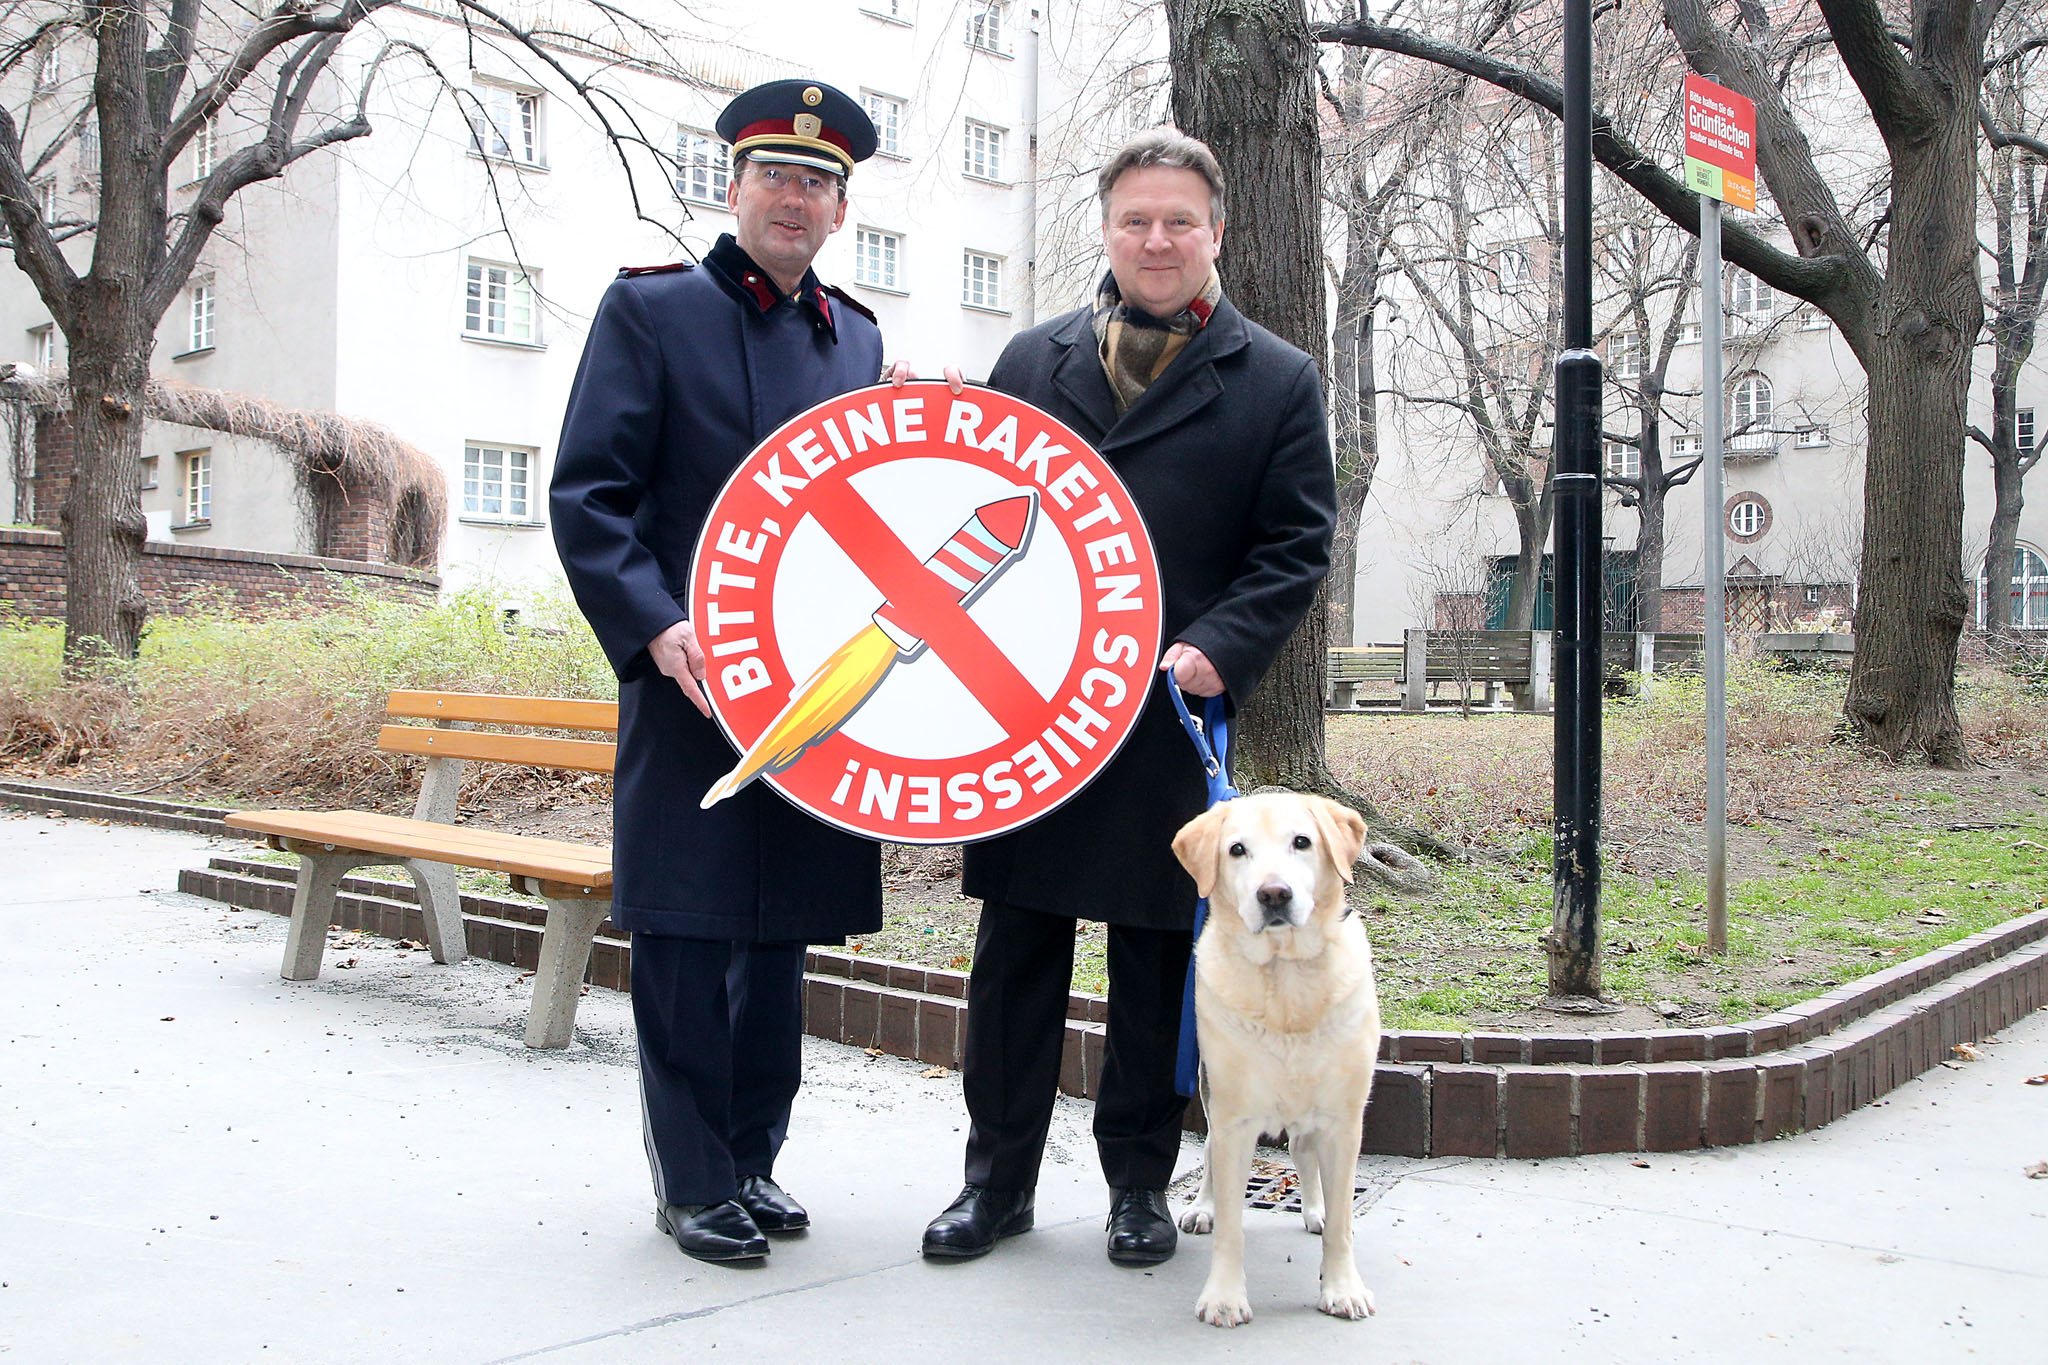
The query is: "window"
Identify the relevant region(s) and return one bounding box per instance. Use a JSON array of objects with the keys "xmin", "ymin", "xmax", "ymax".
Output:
[
  {"xmin": 854, "ymin": 227, "xmax": 902, "ymax": 291},
  {"xmin": 78, "ymin": 120, "xmax": 98, "ymax": 174},
  {"xmin": 966, "ymin": 2, "xmax": 1004, "ymax": 52},
  {"xmin": 2020, "ymin": 408, "xmax": 2036, "ymax": 453},
  {"xmin": 1672, "ymin": 434, "xmax": 1704, "ymax": 456},
  {"xmin": 862, "ymin": 91, "xmax": 905, "ymax": 158},
  {"xmin": 463, "ymin": 443, "xmax": 533, "ymax": 520},
  {"xmin": 1728, "ymin": 269, "xmax": 1774, "ymax": 319},
  {"xmin": 1604, "ymin": 440, "xmax": 1640, "ymax": 480},
  {"xmin": 1728, "ymin": 372, "xmax": 1773, "ymax": 451},
  {"xmin": 179, "ymin": 450, "xmax": 211, "ymax": 525},
  {"xmin": 1492, "ymin": 245, "xmax": 1533, "ymax": 287},
  {"xmin": 464, "ymin": 259, "xmax": 538, "ymax": 344},
  {"xmin": 1797, "ymin": 306, "xmax": 1829, "ymax": 331},
  {"xmin": 187, "ymin": 281, "xmax": 215, "ymax": 352},
  {"xmin": 1804, "ymin": 584, "xmax": 1824, "ymax": 607},
  {"xmin": 33, "ymin": 179, "xmax": 57, "ymax": 225},
  {"xmin": 1980, "ymin": 544, "xmax": 2048, "ymax": 629},
  {"xmin": 1677, "ymin": 321, "xmax": 1702, "ymax": 345},
  {"xmin": 962, "ymin": 250, "xmax": 1004, "ymax": 311},
  {"xmin": 35, "ymin": 45, "xmax": 60, "ymax": 91},
  {"xmin": 193, "ymin": 116, "xmax": 218, "ymax": 181},
  {"xmin": 1609, "ymin": 331, "xmax": 1644, "ymax": 381},
  {"xmin": 963, "ymin": 120, "xmax": 1005, "ymax": 182},
  {"xmin": 139, "ymin": 454, "xmax": 158, "ymax": 491},
  {"xmin": 1795, "ymin": 424, "xmax": 1830, "ymax": 448},
  {"xmin": 470, "ymin": 83, "xmax": 542, "ymax": 166},
  {"xmin": 1727, "ymin": 494, "xmax": 1769, "ymax": 540},
  {"xmin": 28, "ymin": 325, "xmax": 53, "ymax": 371},
  {"xmin": 676, "ymin": 130, "xmax": 731, "ymax": 206}
]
